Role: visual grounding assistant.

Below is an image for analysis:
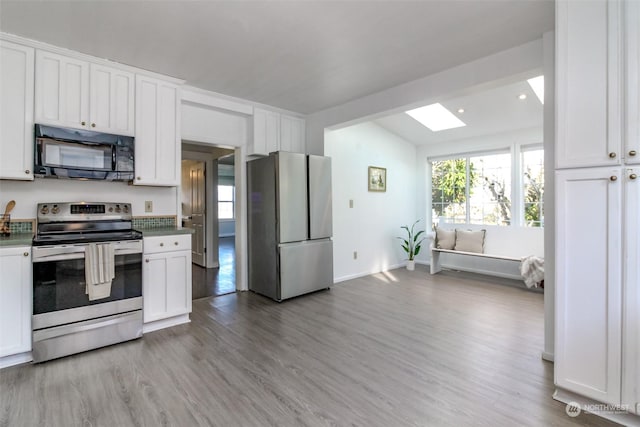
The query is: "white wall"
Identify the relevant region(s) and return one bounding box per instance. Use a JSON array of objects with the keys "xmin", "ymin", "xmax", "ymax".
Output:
[
  {"xmin": 325, "ymin": 122, "xmax": 418, "ymax": 282},
  {"xmin": 0, "ymin": 179, "xmax": 177, "ymax": 219}
]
